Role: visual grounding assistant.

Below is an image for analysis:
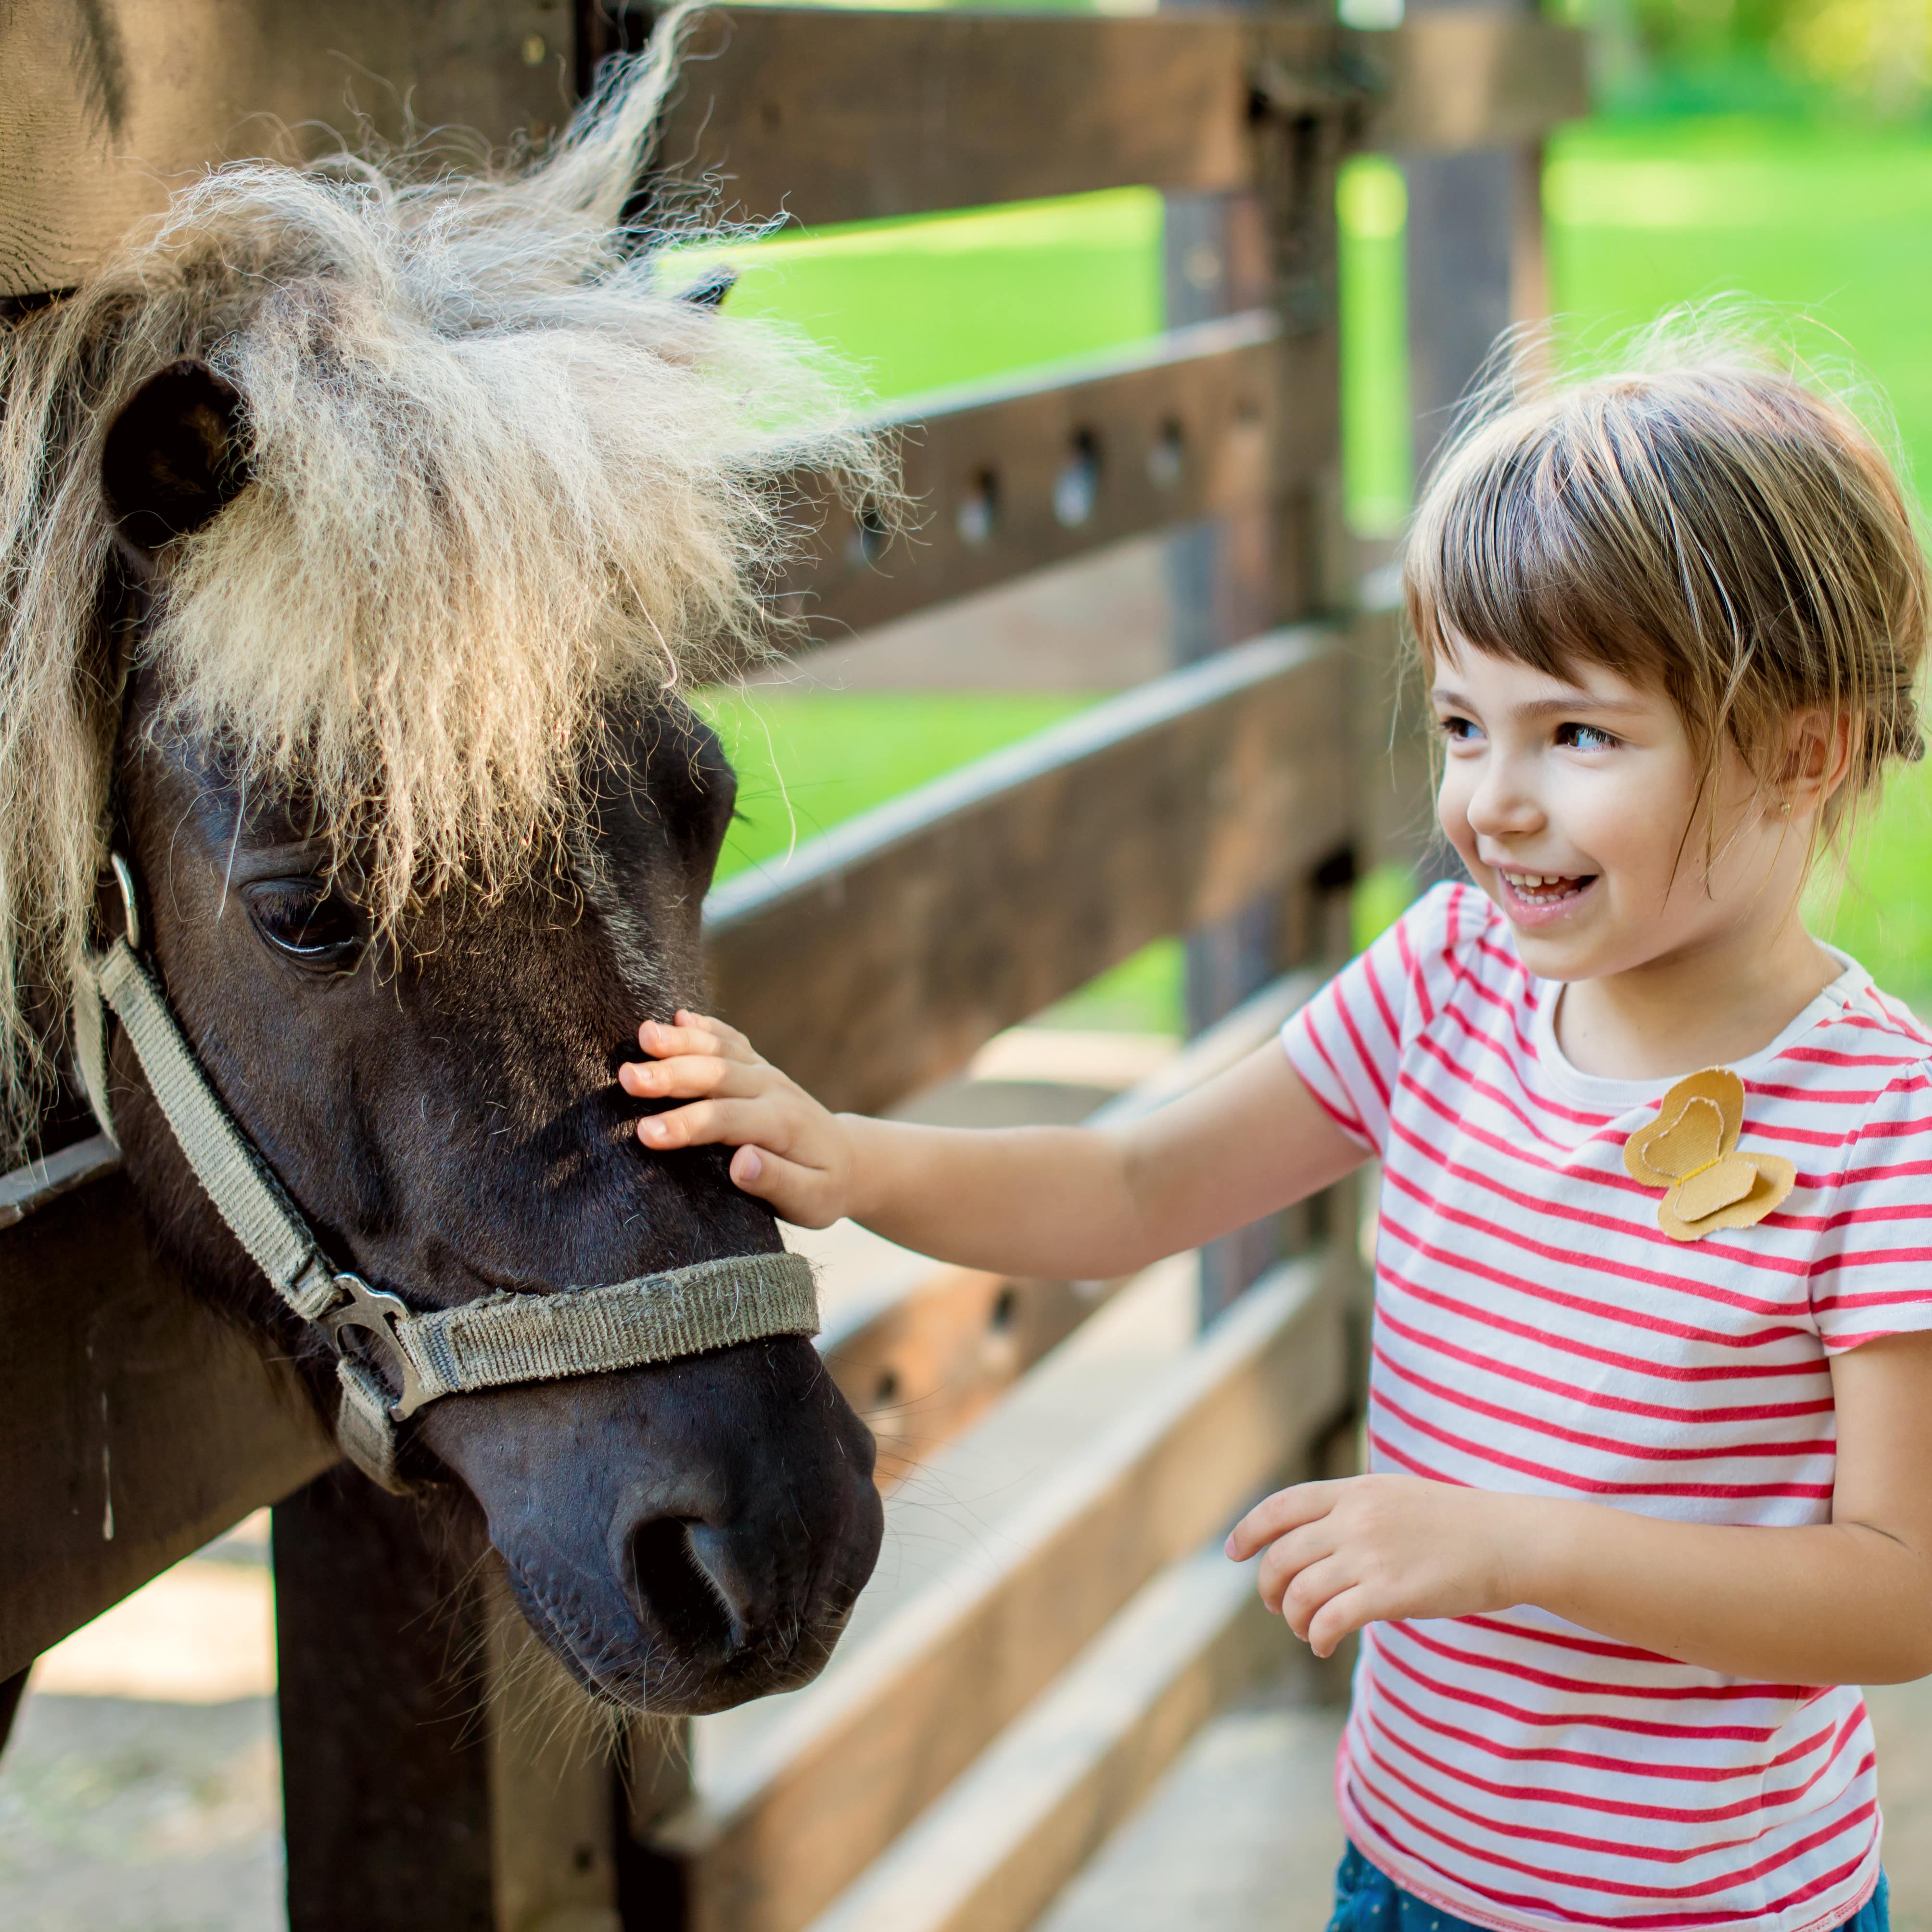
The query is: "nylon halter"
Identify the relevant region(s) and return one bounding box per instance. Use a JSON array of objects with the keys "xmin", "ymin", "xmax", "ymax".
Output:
[{"xmin": 72, "ymin": 854, "xmax": 818, "ymax": 1491}]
